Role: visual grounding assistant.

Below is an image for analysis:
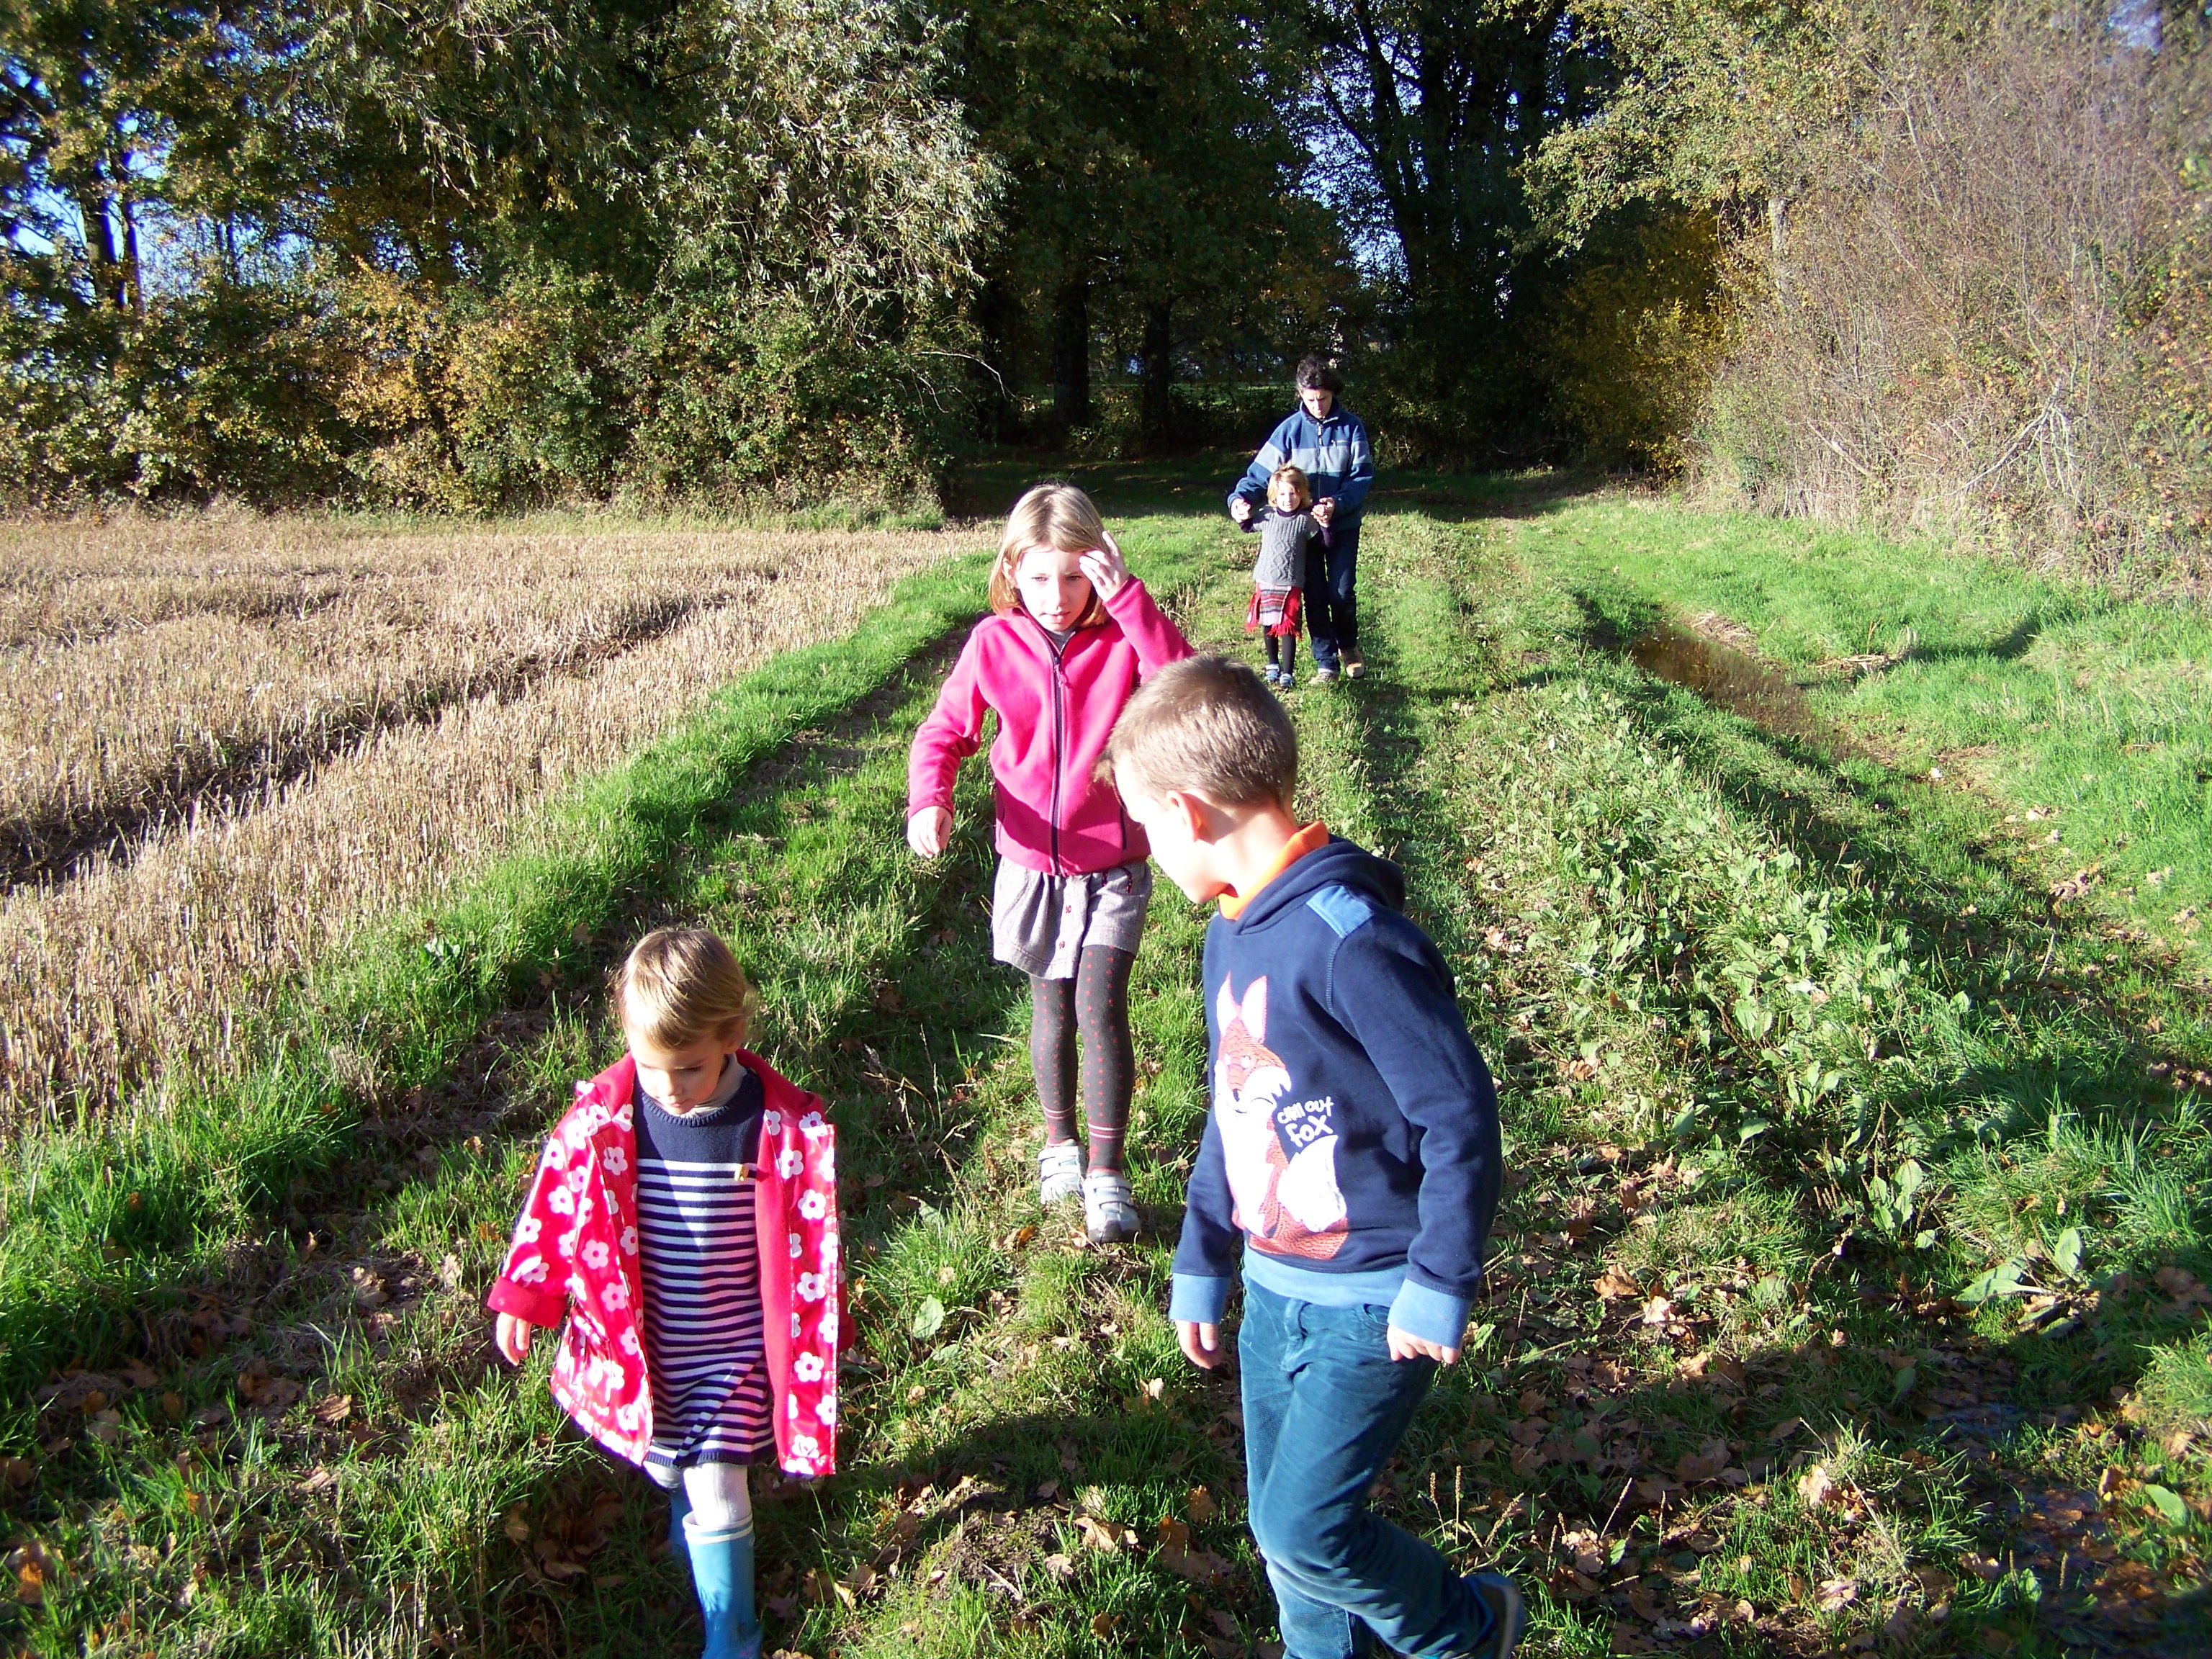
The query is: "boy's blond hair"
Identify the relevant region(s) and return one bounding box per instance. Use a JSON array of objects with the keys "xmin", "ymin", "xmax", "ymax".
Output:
[
  {"xmin": 1103, "ymin": 656, "xmax": 1298, "ymax": 811},
  {"xmin": 615, "ymin": 927, "xmax": 756, "ymax": 1050},
  {"xmin": 1269, "ymin": 464, "xmax": 1311, "ymax": 505},
  {"xmin": 989, "ymin": 482, "xmax": 1110, "ymax": 626}
]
